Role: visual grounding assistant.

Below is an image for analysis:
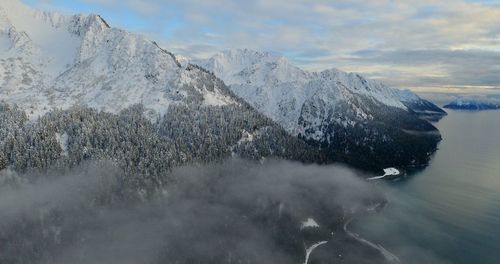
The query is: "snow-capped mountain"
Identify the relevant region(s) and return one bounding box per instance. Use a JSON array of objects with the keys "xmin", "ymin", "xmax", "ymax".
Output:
[
  {"xmin": 0, "ymin": 0, "xmax": 327, "ymax": 178},
  {"xmin": 444, "ymin": 96, "xmax": 500, "ymax": 110},
  {"xmin": 0, "ymin": 0, "xmax": 236, "ymax": 119},
  {"xmin": 196, "ymin": 49, "xmax": 444, "ymax": 136},
  {"xmin": 0, "ymin": 0, "xmax": 442, "ymax": 172},
  {"xmin": 196, "ymin": 49, "xmax": 444, "ymax": 171}
]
